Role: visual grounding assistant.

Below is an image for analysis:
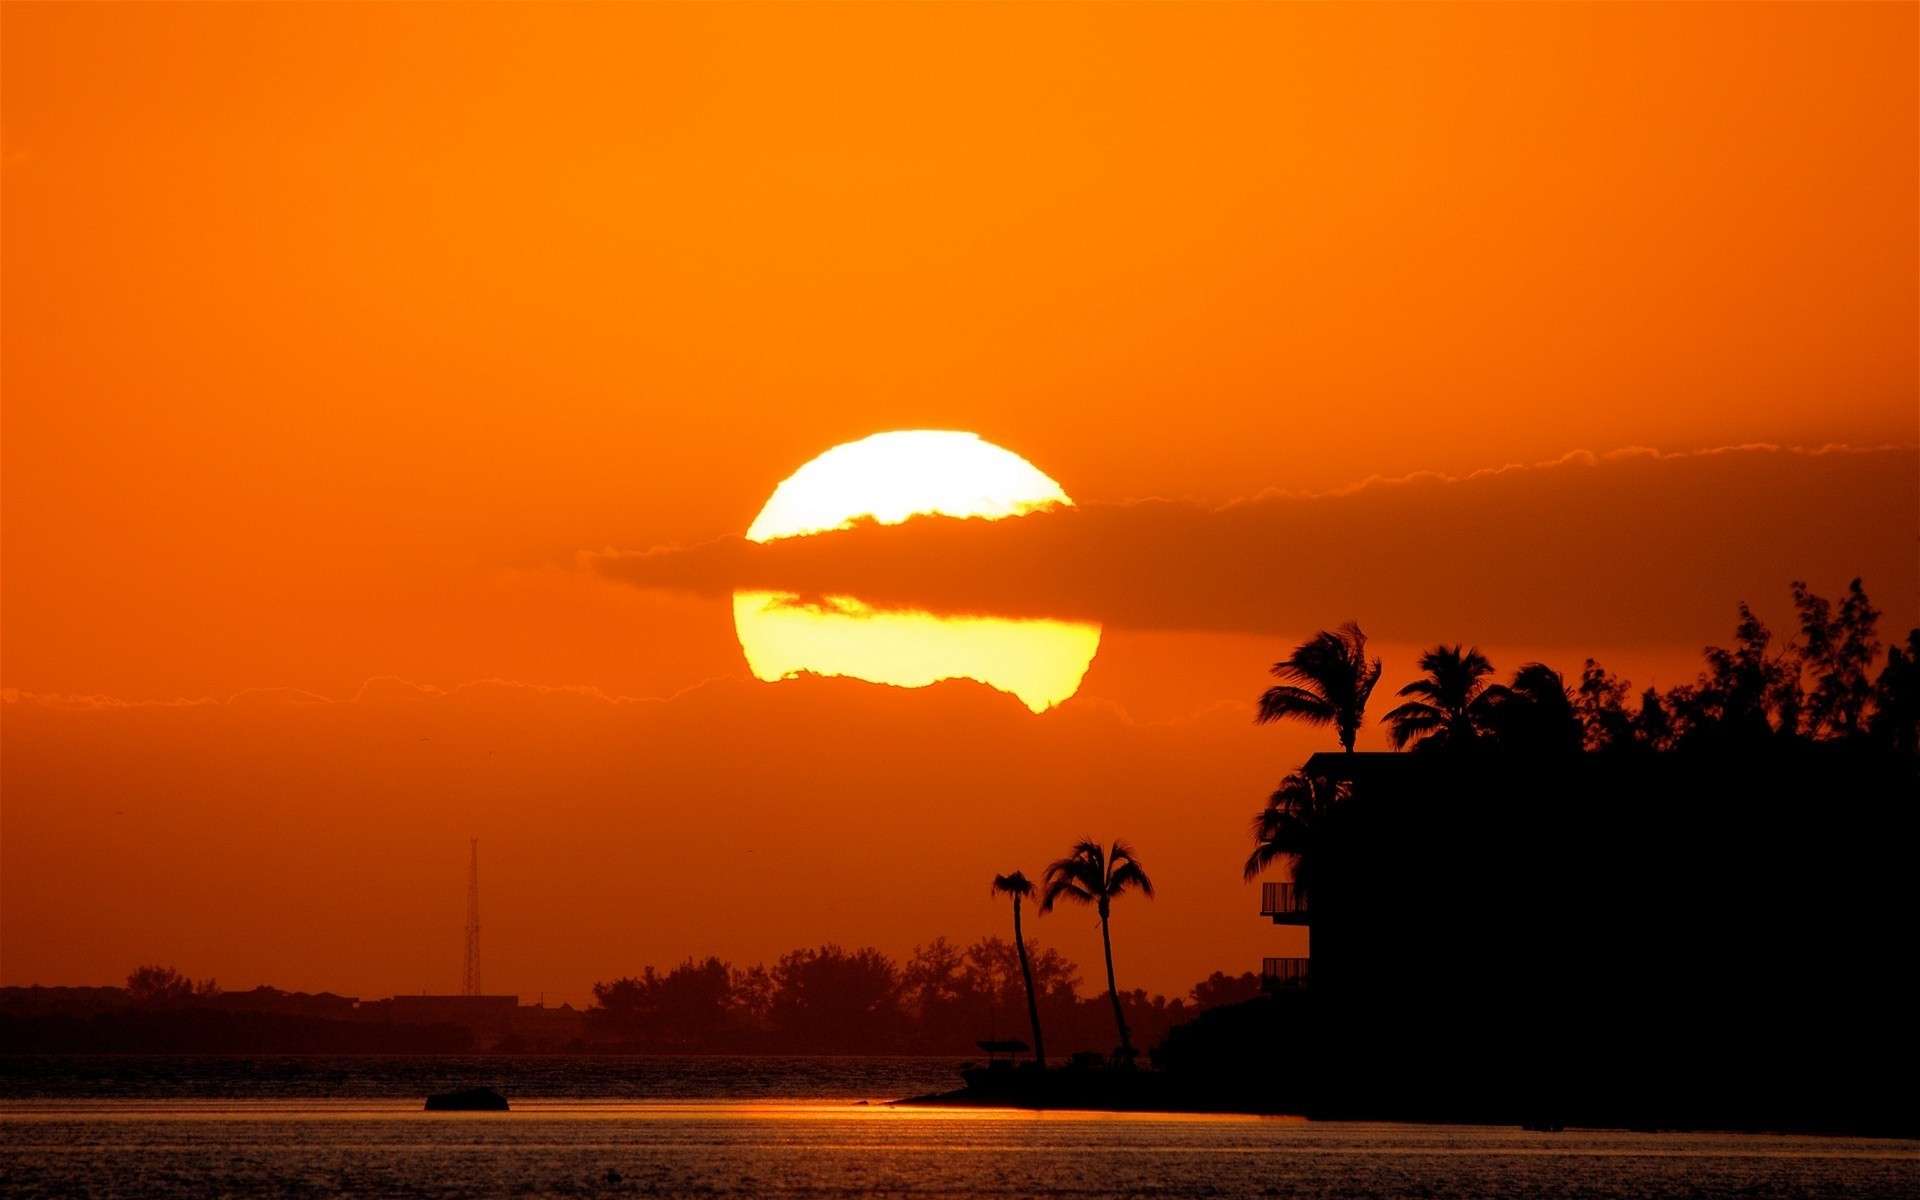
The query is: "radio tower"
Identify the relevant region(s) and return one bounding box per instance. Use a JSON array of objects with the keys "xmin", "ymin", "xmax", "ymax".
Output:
[{"xmin": 462, "ymin": 839, "xmax": 482, "ymax": 996}]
